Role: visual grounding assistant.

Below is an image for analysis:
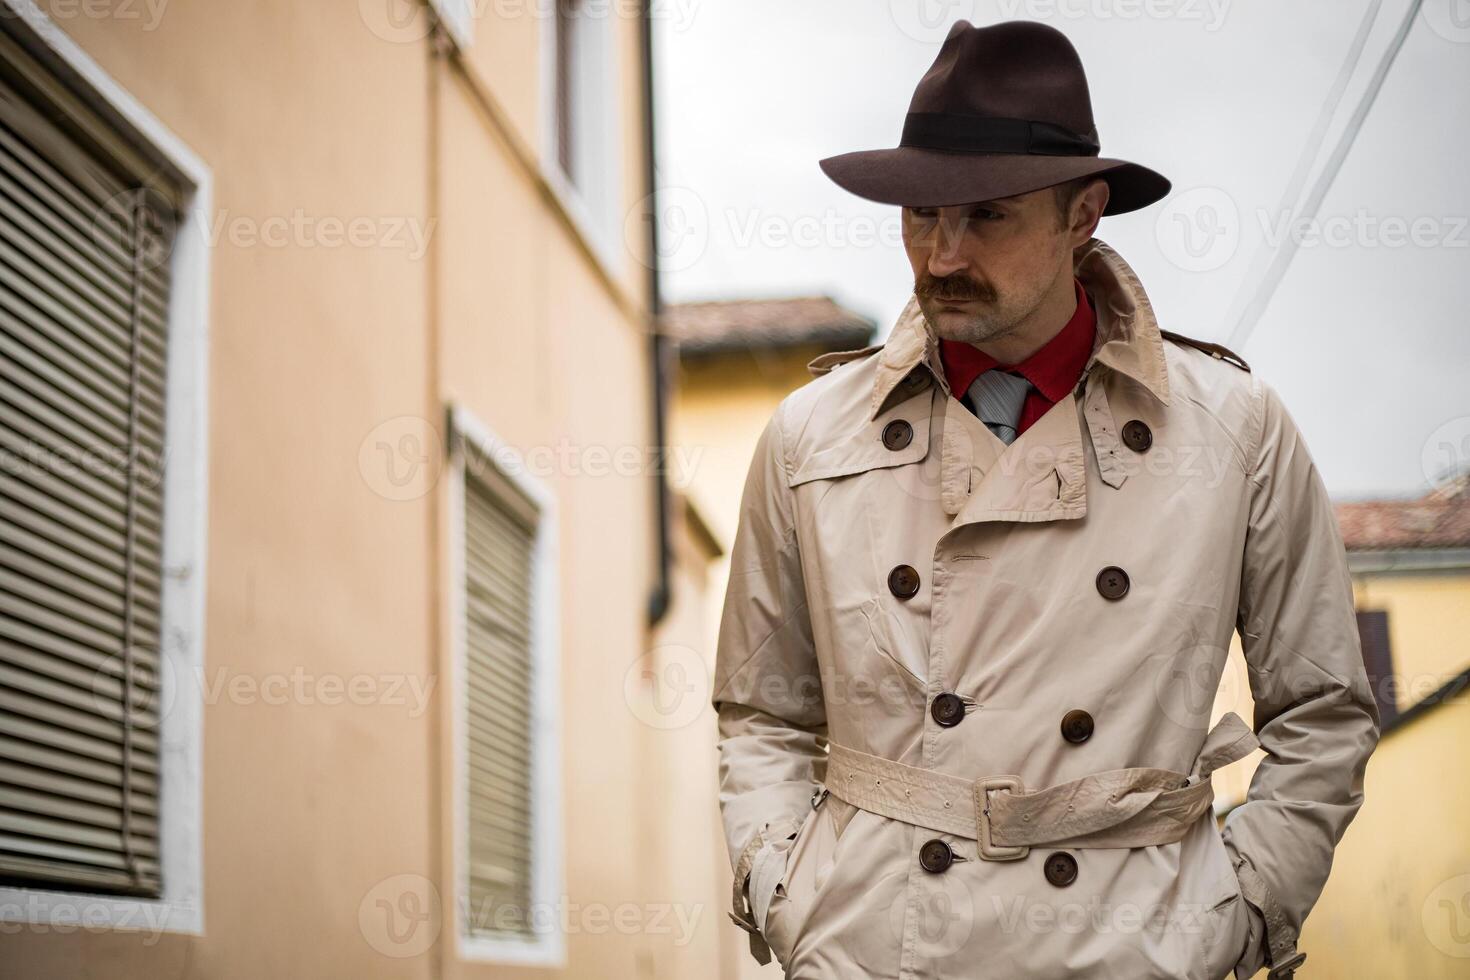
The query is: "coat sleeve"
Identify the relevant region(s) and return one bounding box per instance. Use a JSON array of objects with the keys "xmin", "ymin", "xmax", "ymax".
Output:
[
  {"xmin": 711, "ymin": 399, "xmax": 827, "ymax": 964},
  {"xmin": 1223, "ymin": 377, "xmax": 1380, "ymax": 978}
]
